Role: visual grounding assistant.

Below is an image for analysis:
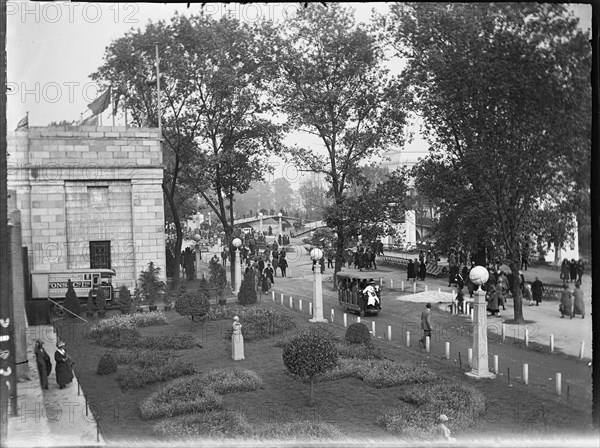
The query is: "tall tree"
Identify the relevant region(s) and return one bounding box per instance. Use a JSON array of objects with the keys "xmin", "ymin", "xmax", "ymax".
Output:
[
  {"xmin": 277, "ymin": 3, "xmax": 407, "ymax": 273},
  {"xmin": 272, "ymin": 177, "xmax": 294, "ymax": 213},
  {"xmin": 298, "ymin": 175, "xmax": 329, "ymax": 220},
  {"xmin": 234, "ymin": 180, "xmax": 273, "ymax": 217},
  {"xmin": 383, "ymin": 3, "xmax": 591, "ymax": 323}
]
